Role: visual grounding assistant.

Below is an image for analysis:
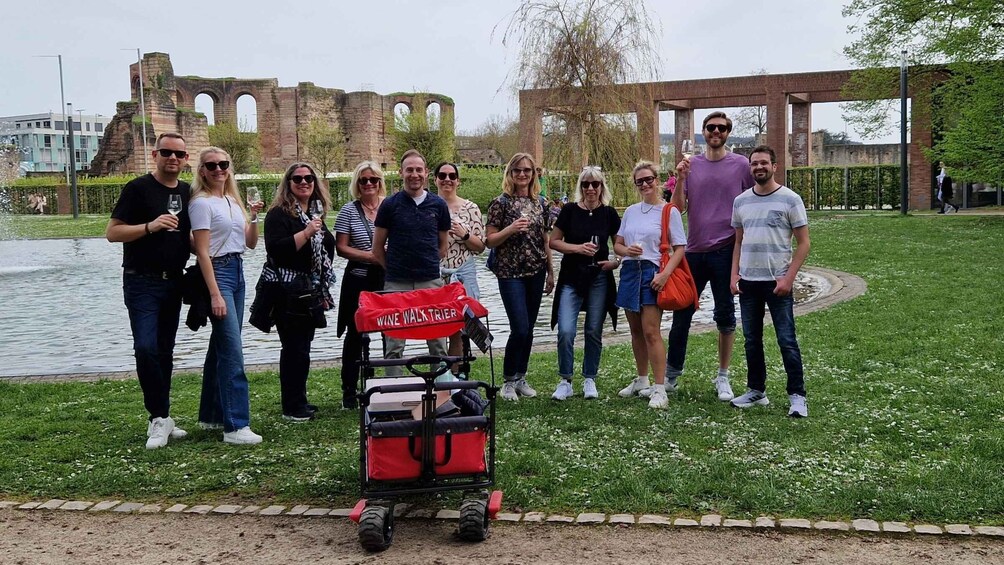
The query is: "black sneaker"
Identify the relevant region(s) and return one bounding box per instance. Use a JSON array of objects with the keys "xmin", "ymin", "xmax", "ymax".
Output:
[
  {"xmin": 282, "ymin": 410, "xmax": 314, "ymax": 422},
  {"xmin": 306, "ymin": 404, "xmax": 318, "ymax": 414},
  {"xmin": 342, "ymin": 396, "xmax": 358, "ymax": 410}
]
